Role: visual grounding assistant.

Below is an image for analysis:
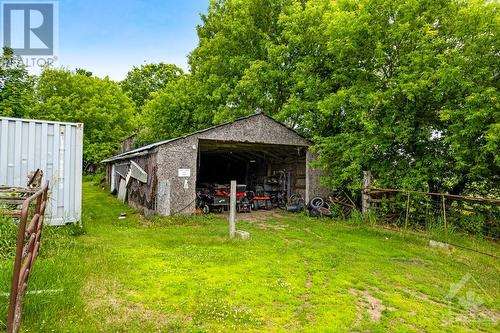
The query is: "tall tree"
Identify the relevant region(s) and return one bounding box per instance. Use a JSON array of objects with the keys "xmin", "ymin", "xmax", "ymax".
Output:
[
  {"xmin": 142, "ymin": 0, "xmax": 498, "ymax": 195},
  {"xmin": 35, "ymin": 68, "xmax": 135, "ymax": 168},
  {"xmin": 121, "ymin": 63, "xmax": 184, "ymax": 113},
  {"xmin": 313, "ymin": 0, "xmax": 499, "ymax": 194},
  {"xmin": 189, "ymin": 0, "xmax": 295, "ymax": 123},
  {"xmin": 0, "ymin": 47, "xmax": 35, "ymax": 117},
  {"xmin": 137, "ymin": 76, "xmax": 199, "ymax": 145}
]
